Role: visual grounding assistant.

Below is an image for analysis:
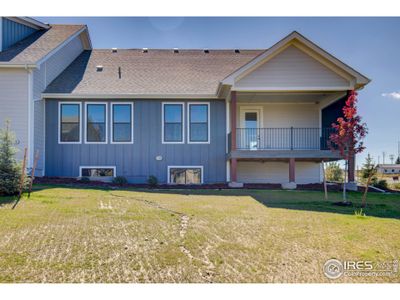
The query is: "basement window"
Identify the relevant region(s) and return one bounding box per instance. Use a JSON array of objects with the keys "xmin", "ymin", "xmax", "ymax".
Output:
[
  {"xmin": 80, "ymin": 166, "xmax": 116, "ymax": 177},
  {"xmin": 168, "ymin": 166, "xmax": 203, "ymax": 184}
]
